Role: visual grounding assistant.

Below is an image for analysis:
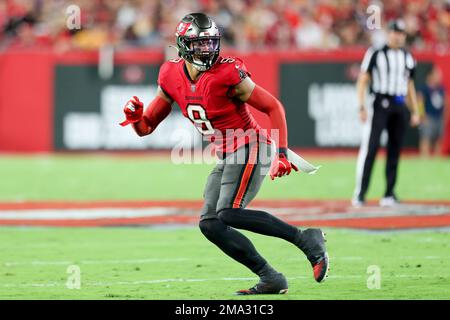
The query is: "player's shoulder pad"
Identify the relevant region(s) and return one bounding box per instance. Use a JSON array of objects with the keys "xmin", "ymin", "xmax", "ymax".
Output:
[
  {"xmin": 215, "ymin": 56, "xmax": 251, "ymax": 84},
  {"xmin": 160, "ymin": 58, "xmax": 182, "ymax": 74},
  {"xmin": 217, "ymin": 56, "xmax": 246, "ymax": 69},
  {"xmin": 158, "ymin": 58, "xmax": 182, "ymax": 83}
]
